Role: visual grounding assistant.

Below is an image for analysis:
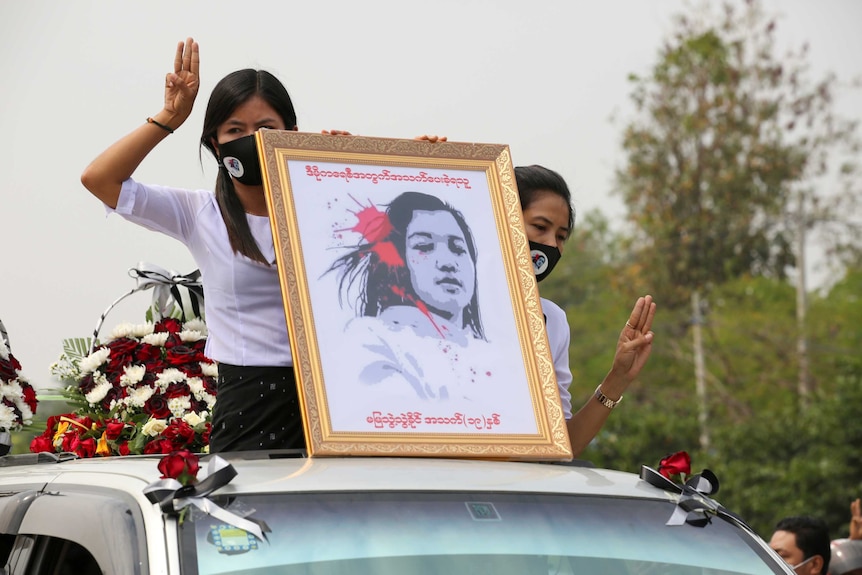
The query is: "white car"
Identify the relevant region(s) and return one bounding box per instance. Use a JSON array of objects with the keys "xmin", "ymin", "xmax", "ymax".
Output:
[{"xmin": 0, "ymin": 451, "xmax": 794, "ymax": 574}]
